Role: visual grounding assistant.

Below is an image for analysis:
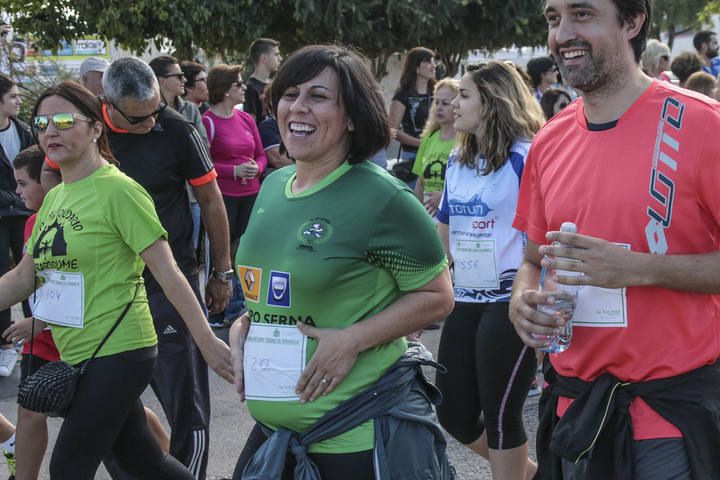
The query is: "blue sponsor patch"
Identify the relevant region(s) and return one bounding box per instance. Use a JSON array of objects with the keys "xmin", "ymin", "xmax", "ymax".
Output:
[{"xmin": 267, "ymin": 271, "xmax": 291, "ymax": 308}]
